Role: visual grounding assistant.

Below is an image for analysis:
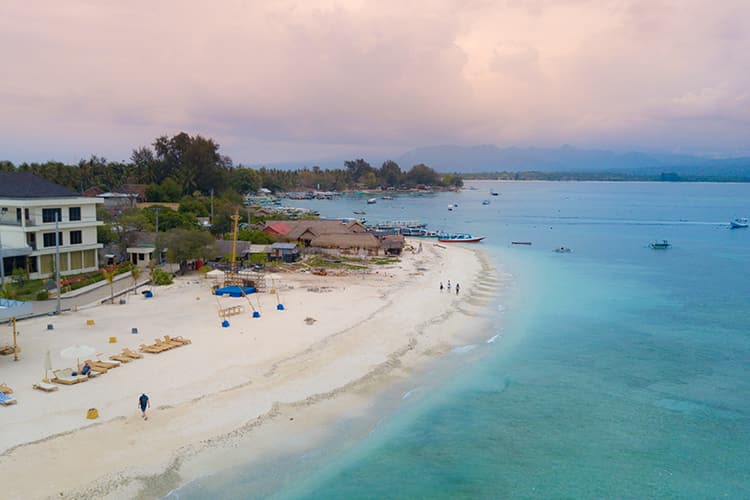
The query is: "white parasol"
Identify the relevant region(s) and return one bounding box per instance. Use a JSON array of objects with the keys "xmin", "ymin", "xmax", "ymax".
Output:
[{"xmin": 60, "ymin": 344, "xmax": 95, "ymax": 372}]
